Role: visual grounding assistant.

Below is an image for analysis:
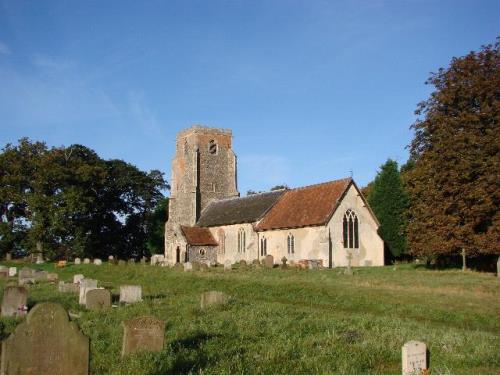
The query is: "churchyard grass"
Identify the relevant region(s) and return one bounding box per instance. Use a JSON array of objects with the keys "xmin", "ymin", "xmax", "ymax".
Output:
[{"xmin": 0, "ymin": 263, "xmax": 498, "ymax": 374}]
